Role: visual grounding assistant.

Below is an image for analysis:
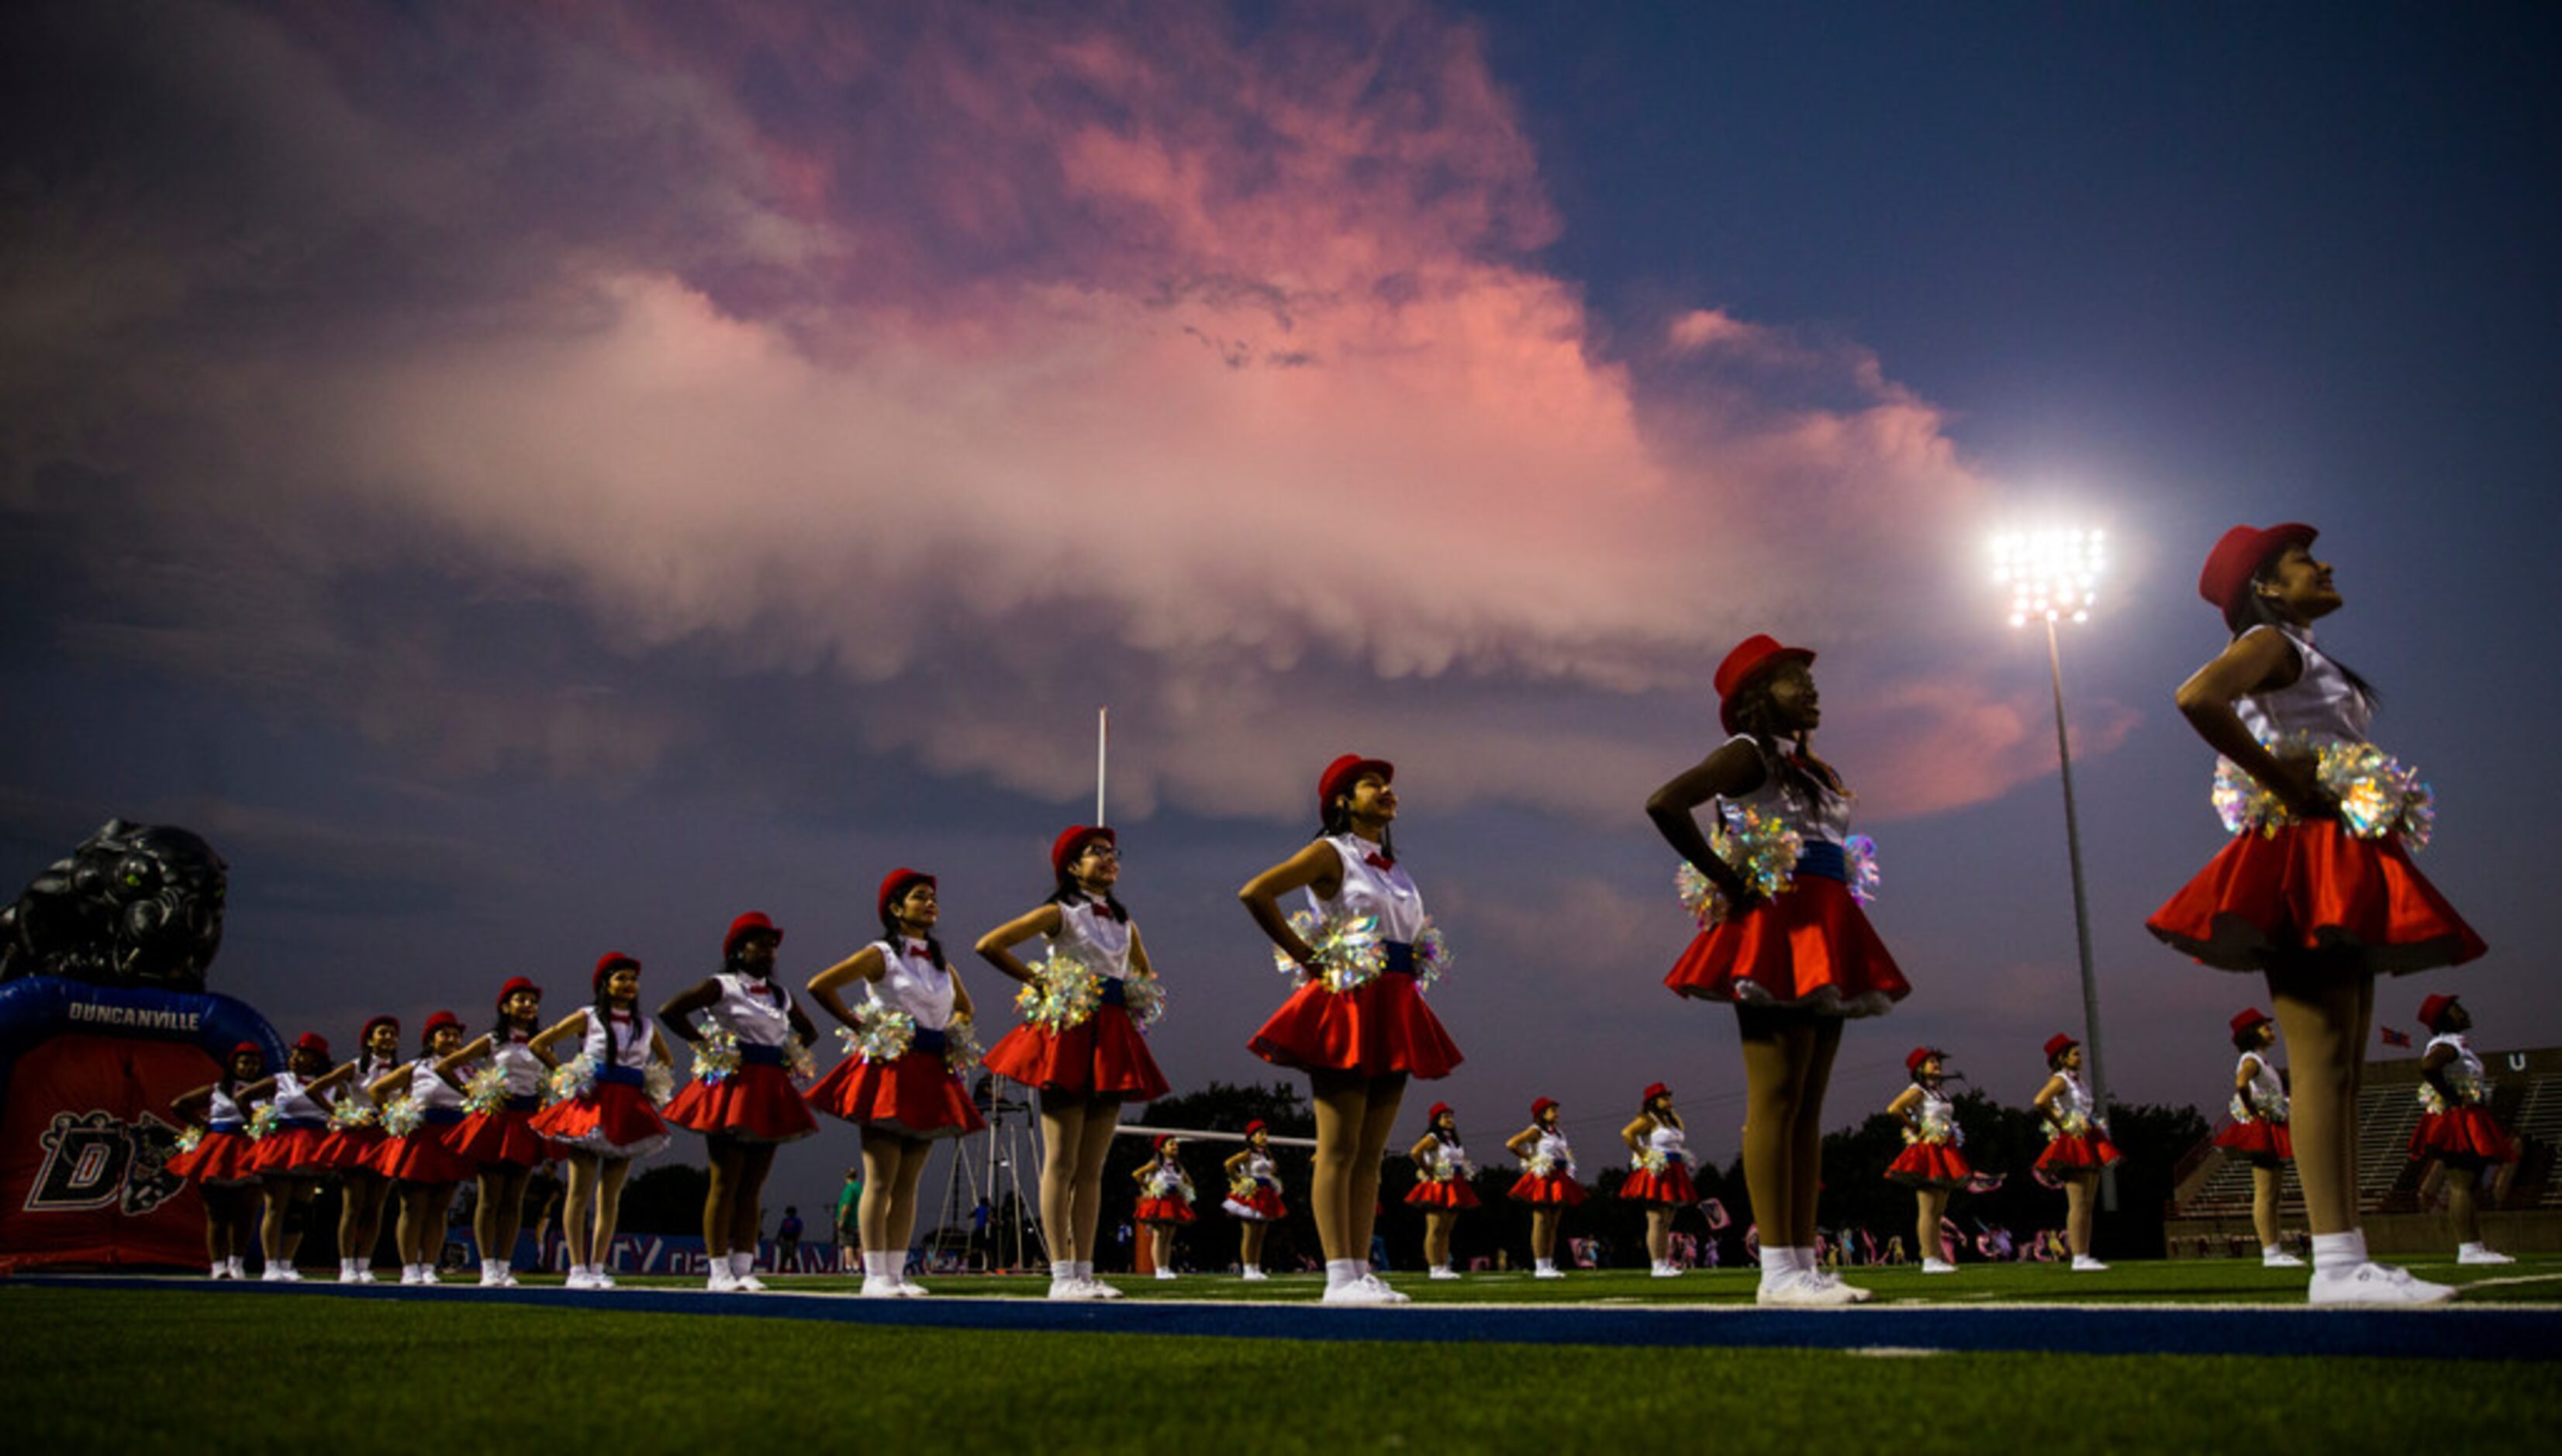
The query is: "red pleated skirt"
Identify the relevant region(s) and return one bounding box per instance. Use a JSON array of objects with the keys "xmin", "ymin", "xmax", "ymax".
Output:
[
  {"xmin": 2409, "ymin": 1107, "xmax": 2518, "ymax": 1166},
  {"xmin": 982, "ymin": 1004, "xmax": 1170, "ymax": 1100},
  {"xmin": 1664, "ymin": 877, "xmax": 1909, "ymax": 1016},
  {"xmin": 446, "ymin": 1105, "xmax": 565, "ymax": 1168},
  {"xmin": 2214, "ymin": 1119, "xmax": 2294, "ymax": 1163},
  {"xmin": 664, "ymin": 1063, "xmax": 820, "ymax": 1144},
  {"xmin": 1507, "ymin": 1171, "xmax": 1587, "ymax": 1206},
  {"xmin": 1134, "ymin": 1196, "xmax": 1195, "ymax": 1224},
  {"xmin": 1248, "ymin": 973, "xmax": 1462, "ymax": 1080},
  {"xmin": 1222, "ymin": 1186, "xmax": 1289, "ymax": 1221},
  {"xmin": 1405, "ymin": 1178, "xmax": 1481, "ymax": 1210},
  {"xmin": 1884, "ymin": 1143, "xmax": 1974, "ymax": 1189},
  {"xmin": 2036, "ymin": 1133, "xmax": 2122, "ymax": 1173},
  {"xmin": 167, "ymin": 1127, "xmax": 260, "ymax": 1185},
  {"xmin": 2146, "ymin": 821, "xmax": 2487, "ymax": 975},
  {"xmin": 806, "ymin": 1051, "xmax": 986, "ymax": 1140},
  {"xmin": 528, "ymin": 1082, "xmax": 672, "ymax": 1159},
  {"xmin": 376, "ymin": 1127, "xmax": 478, "ymax": 1185},
  {"xmin": 310, "ymin": 1125, "xmax": 387, "ymax": 1173},
  {"xmin": 247, "ymin": 1125, "xmax": 335, "ymax": 1177},
  {"xmin": 1620, "ymin": 1162, "xmax": 1701, "ymax": 1204}
]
